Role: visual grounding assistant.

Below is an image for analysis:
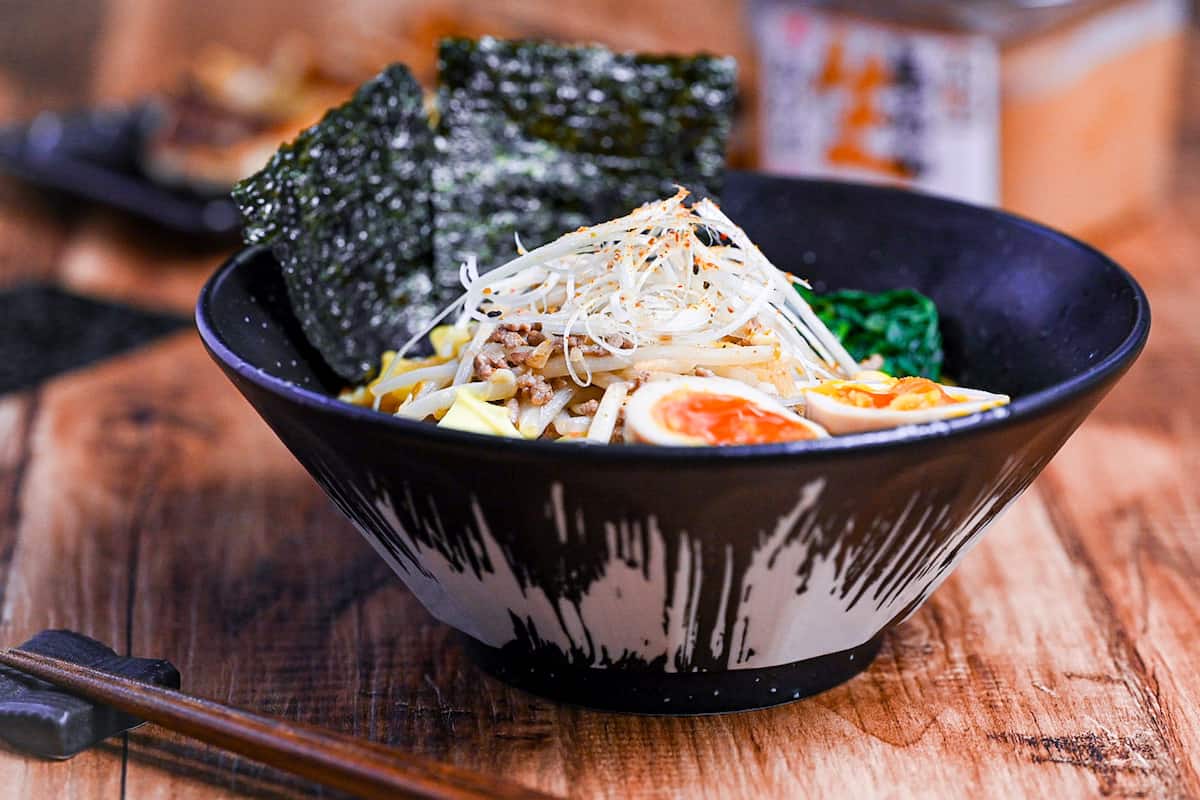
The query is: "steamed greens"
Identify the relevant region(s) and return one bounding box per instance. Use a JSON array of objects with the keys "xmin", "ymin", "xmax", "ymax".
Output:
[{"xmin": 797, "ymin": 286, "xmax": 943, "ymax": 379}]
